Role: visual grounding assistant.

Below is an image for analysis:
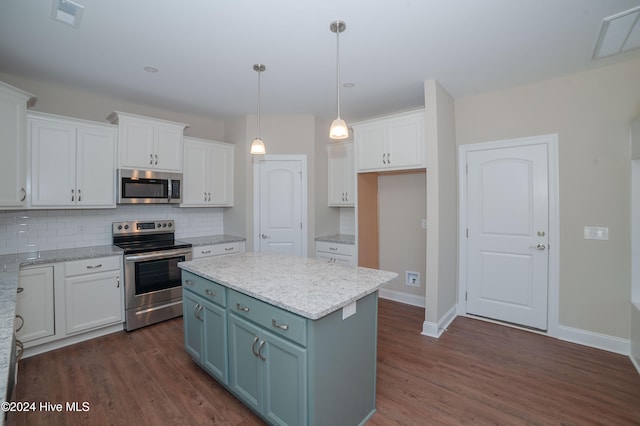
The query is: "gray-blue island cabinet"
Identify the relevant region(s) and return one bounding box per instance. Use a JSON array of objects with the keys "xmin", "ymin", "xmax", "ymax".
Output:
[{"xmin": 179, "ymin": 252, "xmax": 398, "ymax": 426}]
